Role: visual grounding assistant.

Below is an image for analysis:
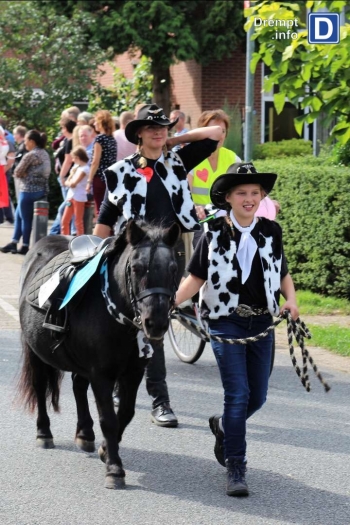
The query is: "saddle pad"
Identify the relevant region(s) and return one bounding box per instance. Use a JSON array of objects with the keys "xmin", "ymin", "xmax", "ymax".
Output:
[{"xmin": 26, "ymin": 251, "xmax": 72, "ymax": 311}]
